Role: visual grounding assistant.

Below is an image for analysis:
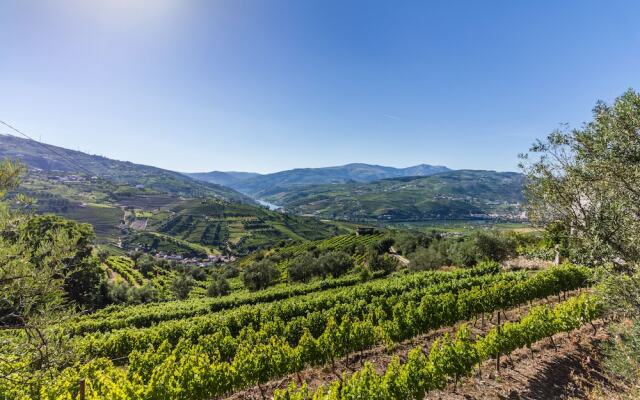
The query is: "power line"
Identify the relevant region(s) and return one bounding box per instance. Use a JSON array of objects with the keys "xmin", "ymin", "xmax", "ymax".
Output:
[{"xmin": 0, "ymin": 120, "xmax": 97, "ymax": 177}]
